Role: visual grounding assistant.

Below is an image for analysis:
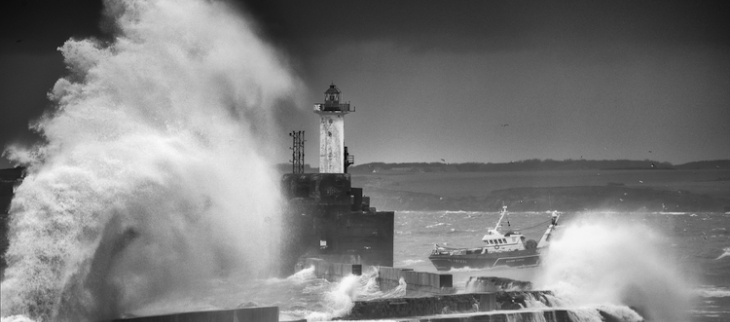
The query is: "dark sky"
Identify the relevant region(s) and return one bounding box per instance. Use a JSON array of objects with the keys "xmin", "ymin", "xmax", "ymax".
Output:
[{"xmin": 2, "ymin": 0, "xmax": 729, "ymax": 168}]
